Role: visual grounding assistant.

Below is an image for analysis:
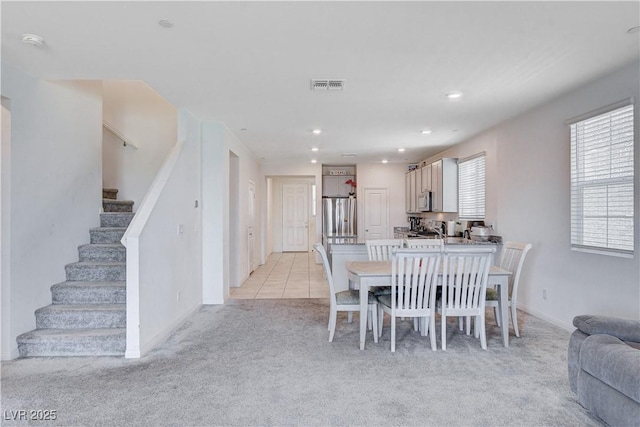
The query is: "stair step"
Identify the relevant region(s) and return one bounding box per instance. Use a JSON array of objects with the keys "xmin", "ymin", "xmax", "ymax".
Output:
[
  {"xmin": 100, "ymin": 212, "xmax": 135, "ymax": 228},
  {"xmin": 52, "ymin": 281, "xmax": 126, "ymax": 304},
  {"xmin": 17, "ymin": 328, "xmax": 126, "ymax": 357},
  {"xmin": 103, "ymin": 199, "xmax": 134, "ymax": 213},
  {"xmin": 78, "ymin": 243, "xmax": 126, "ymax": 262},
  {"xmin": 65, "ymin": 262, "xmax": 125, "ymax": 282},
  {"xmin": 102, "ymin": 188, "xmax": 118, "ymax": 200},
  {"xmin": 35, "ymin": 304, "xmax": 126, "ymax": 329},
  {"xmin": 90, "ymin": 227, "xmax": 126, "ymax": 244}
]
